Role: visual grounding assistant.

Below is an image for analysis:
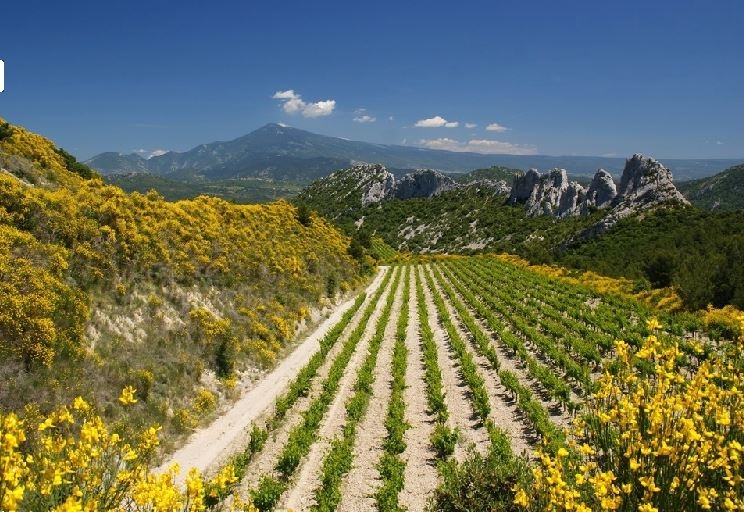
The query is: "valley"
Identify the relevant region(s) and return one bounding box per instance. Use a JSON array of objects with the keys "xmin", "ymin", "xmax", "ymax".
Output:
[{"xmin": 1, "ymin": 119, "xmax": 742, "ymax": 512}]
